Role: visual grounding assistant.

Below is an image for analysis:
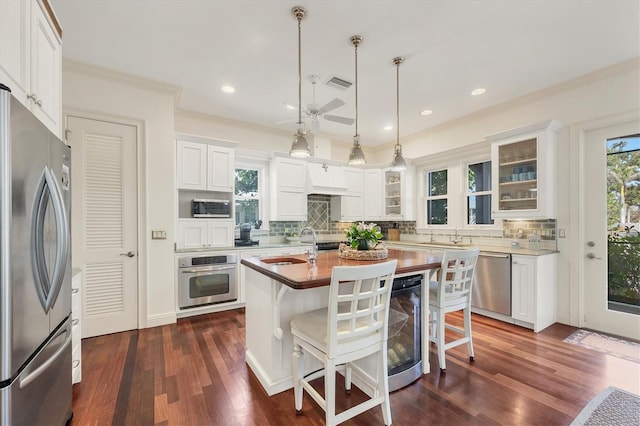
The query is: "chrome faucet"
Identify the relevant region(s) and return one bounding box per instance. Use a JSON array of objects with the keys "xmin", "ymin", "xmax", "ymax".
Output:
[
  {"xmin": 450, "ymin": 228, "xmax": 463, "ymax": 244},
  {"xmin": 300, "ymin": 226, "xmax": 317, "ymax": 263}
]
